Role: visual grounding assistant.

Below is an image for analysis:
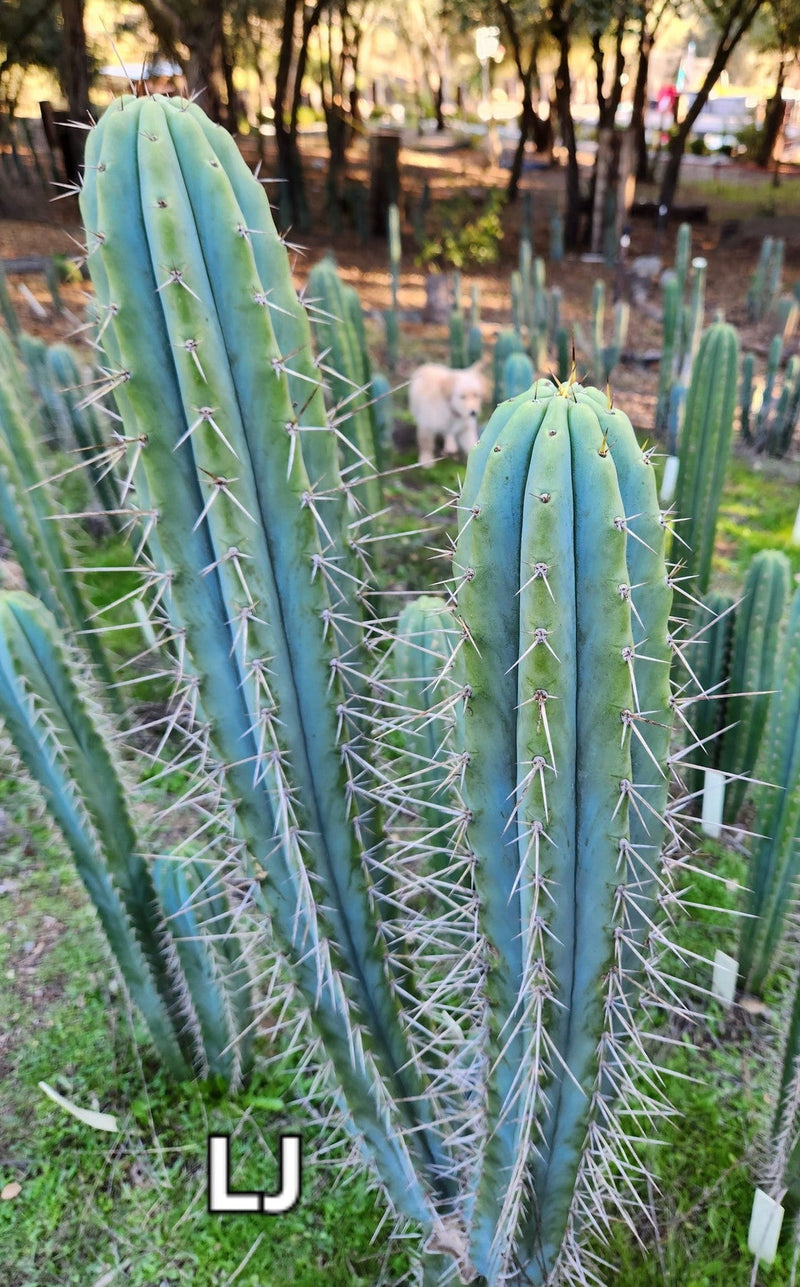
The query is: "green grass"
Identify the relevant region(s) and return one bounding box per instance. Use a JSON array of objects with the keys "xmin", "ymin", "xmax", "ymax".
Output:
[
  {"xmin": 592, "ymin": 844, "xmax": 797, "ymax": 1285},
  {"xmin": 713, "ymin": 453, "xmax": 800, "ymax": 588},
  {"xmin": 4, "ymin": 280, "xmax": 800, "ymax": 1284},
  {"xmin": 0, "ymin": 780, "xmax": 409, "ymax": 1287}
]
